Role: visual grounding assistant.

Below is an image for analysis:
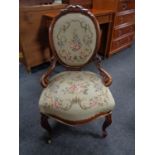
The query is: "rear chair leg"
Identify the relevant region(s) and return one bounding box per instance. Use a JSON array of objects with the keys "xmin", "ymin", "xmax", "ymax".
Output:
[
  {"xmin": 40, "ymin": 113, "xmax": 52, "ymax": 143},
  {"xmin": 102, "ymin": 113, "xmax": 112, "ymax": 138}
]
